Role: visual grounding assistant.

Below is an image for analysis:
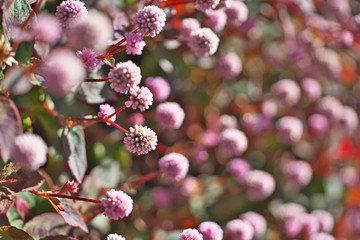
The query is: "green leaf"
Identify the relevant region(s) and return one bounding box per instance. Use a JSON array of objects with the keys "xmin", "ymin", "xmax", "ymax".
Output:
[
  {"xmin": 15, "ymin": 42, "xmax": 34, "ymax": 61},
  {"xmin": 75, "ymin": 82, "xmax": 117, "ymax": 104},
  {"xmin": 0, "ymin": 226, "xmax": 34, "ymax": 240},
  {"xmin": 3, "ymin": 0, "xmax": 32, "ymax": 41},
  {"xmin": 62, "ymin": 127, "xmax": 87, "ymax": 183},
  {"xmin": 102, "ymin": 57, "xmax": 115, "ymax": 67},
  {"xmin": 0, "ymin": 96, "xmax": 23, "ymax": 160}
]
